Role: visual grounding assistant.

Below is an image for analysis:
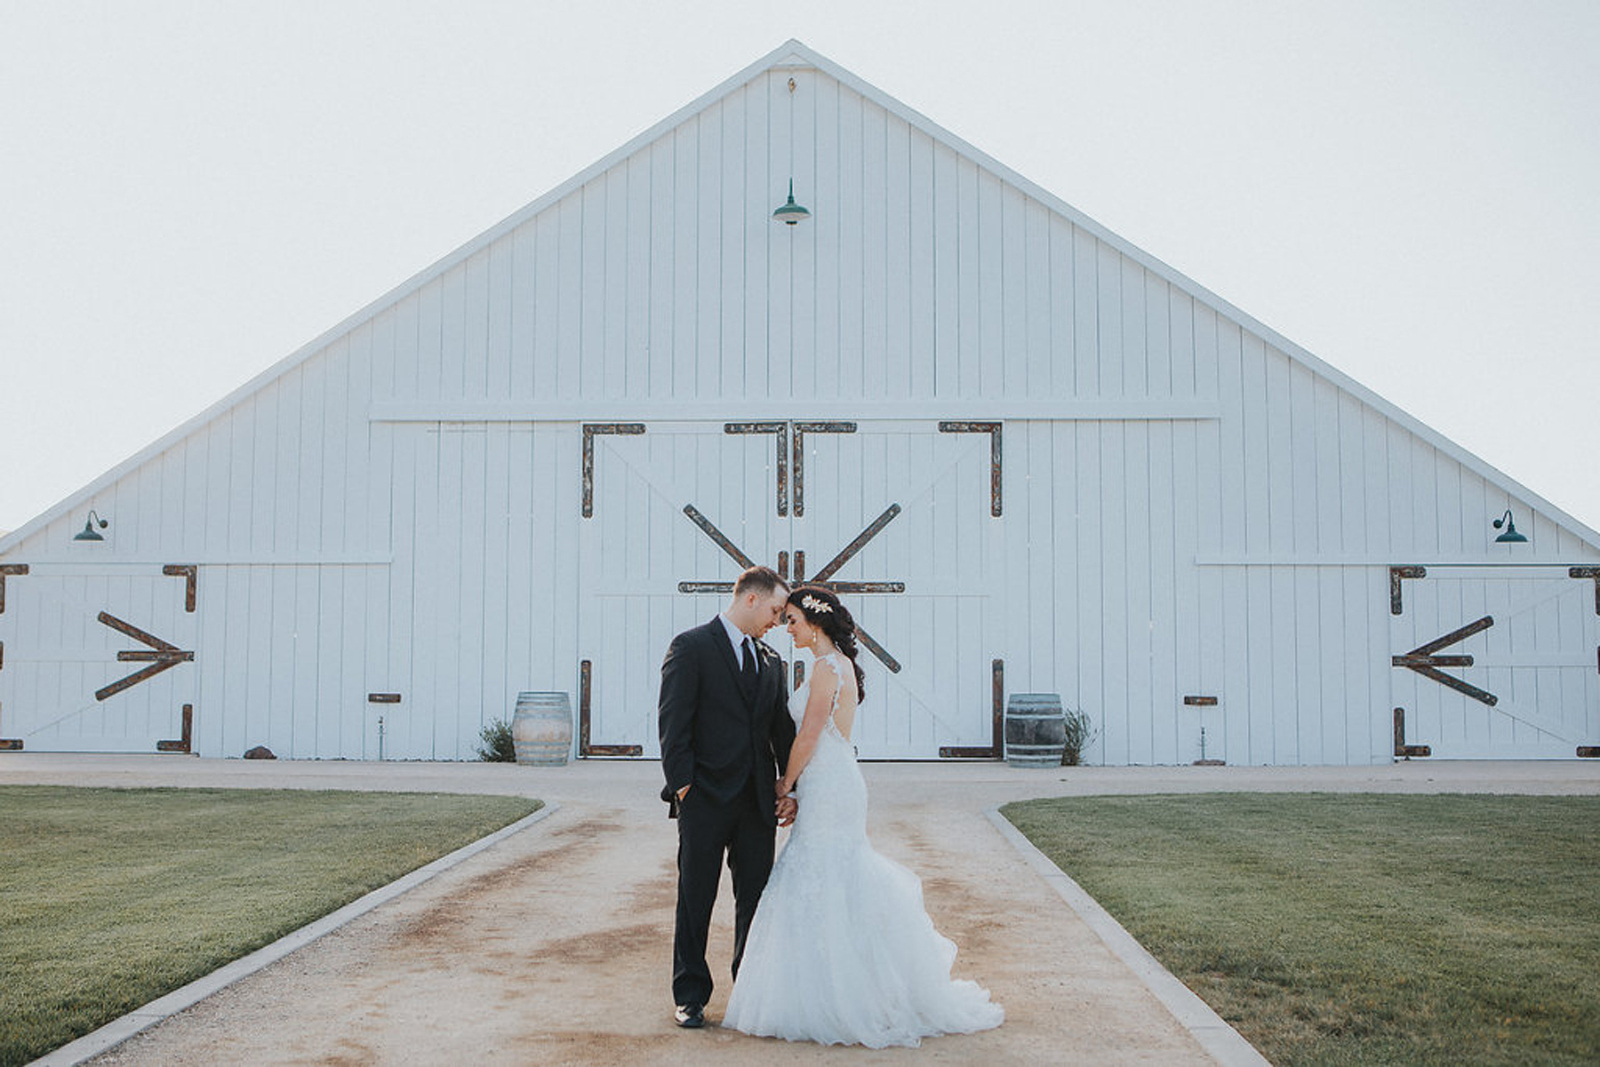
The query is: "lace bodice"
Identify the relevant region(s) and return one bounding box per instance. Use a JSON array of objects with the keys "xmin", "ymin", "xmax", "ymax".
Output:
[
  {"xmin": 793, "ymin": 651, "xmax": 854, "ymax": 745},
  {"xmin": 783, "ymin": 651, "xmax": 865, "ymax": 840}
]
